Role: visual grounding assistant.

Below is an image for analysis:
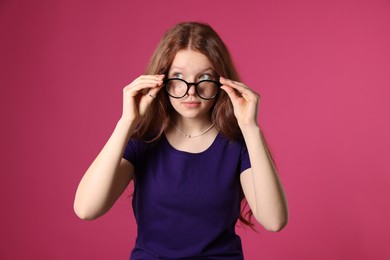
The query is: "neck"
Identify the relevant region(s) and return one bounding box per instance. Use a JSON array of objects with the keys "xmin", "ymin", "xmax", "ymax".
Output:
[
  {"xmin": 172, "ymin": 117, "xmax": 215, "ymax": 139},
  {"xmin": 173, "ymin": 116, "xmax": 212, "ymax": 131}
]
